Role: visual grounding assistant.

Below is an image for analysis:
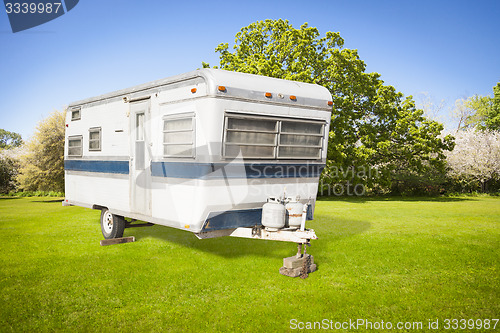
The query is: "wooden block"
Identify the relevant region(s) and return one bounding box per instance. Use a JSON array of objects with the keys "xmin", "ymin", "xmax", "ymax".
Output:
[{"xmin": 100, "ymin": 236, "xmax": 135, "ymax": 246}]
